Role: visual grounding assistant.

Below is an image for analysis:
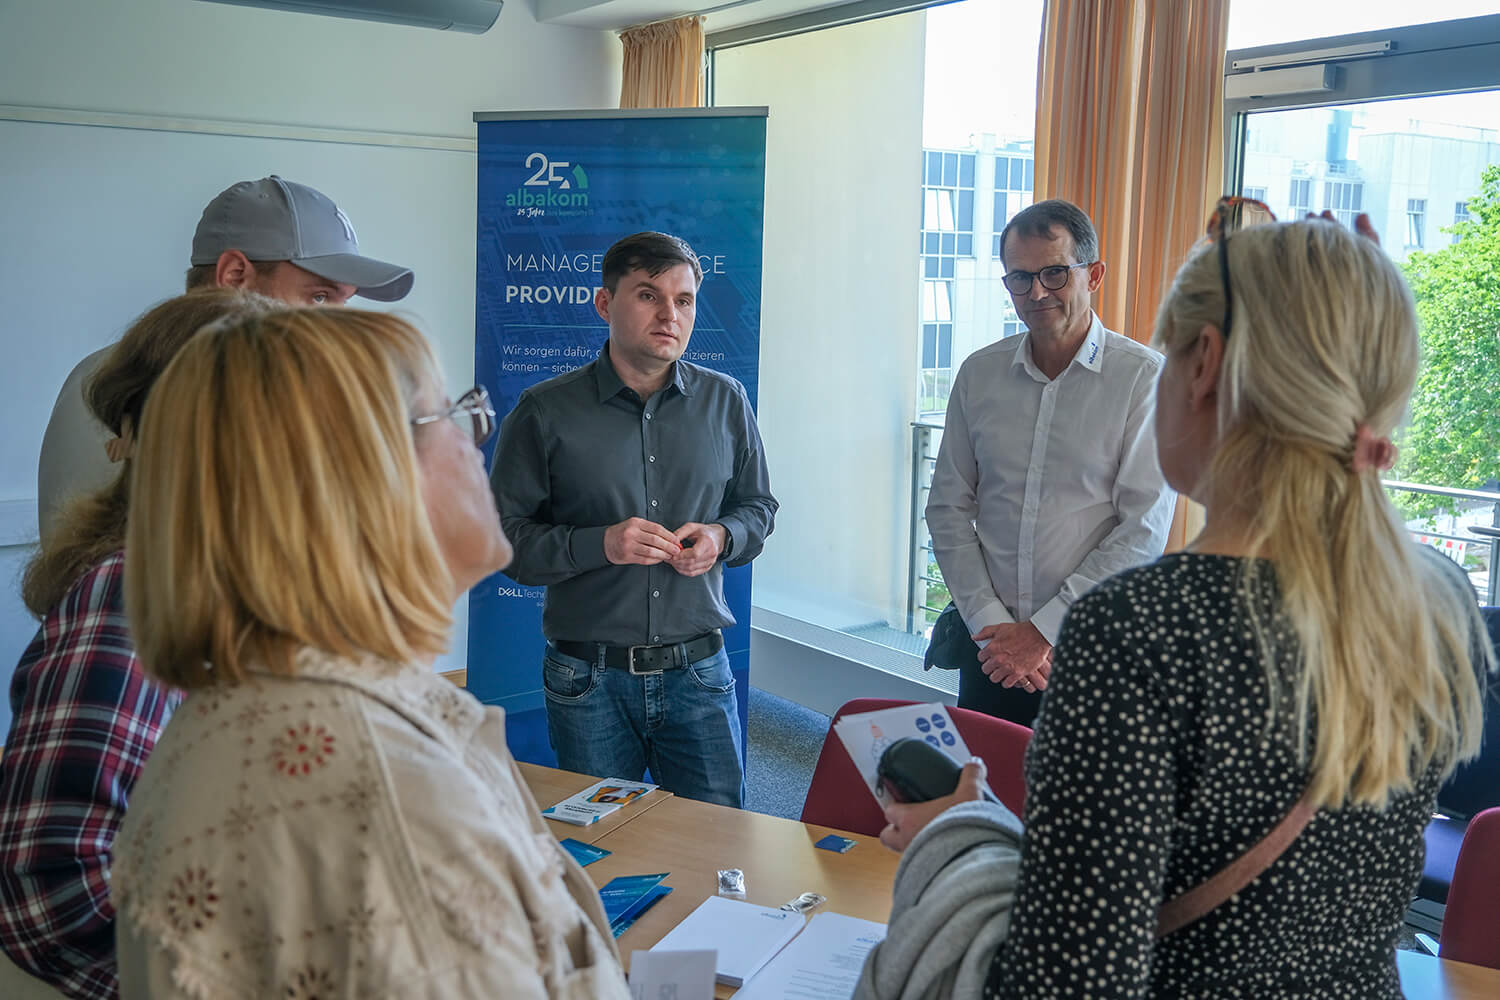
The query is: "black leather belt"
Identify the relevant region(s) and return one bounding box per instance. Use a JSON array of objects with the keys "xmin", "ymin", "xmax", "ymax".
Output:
[{"xmin": 552, "ymin": 631, "xmax": 723, "ymax": 674}]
